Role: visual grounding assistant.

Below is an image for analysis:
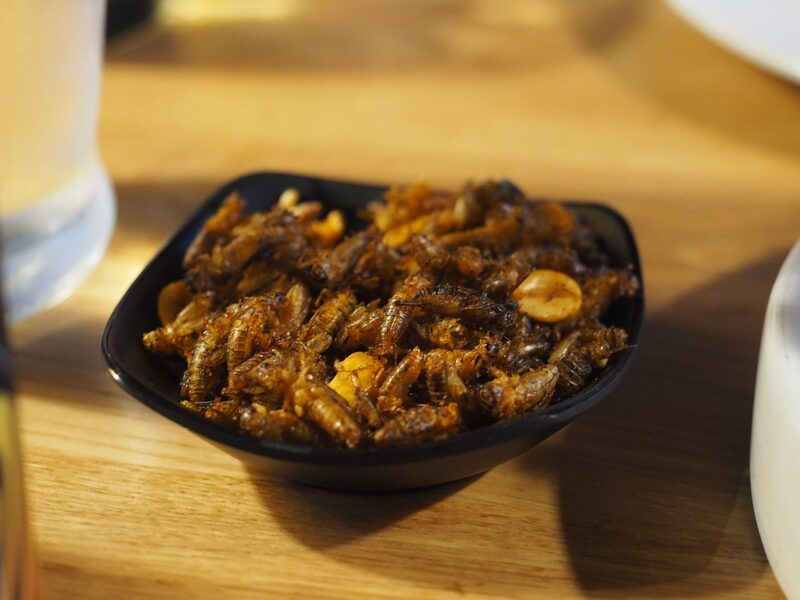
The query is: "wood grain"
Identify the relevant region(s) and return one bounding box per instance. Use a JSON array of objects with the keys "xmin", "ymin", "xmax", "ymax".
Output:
[{"xmin": 10, "ymin": 1, "xmax": 800, "ymax": 598}]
